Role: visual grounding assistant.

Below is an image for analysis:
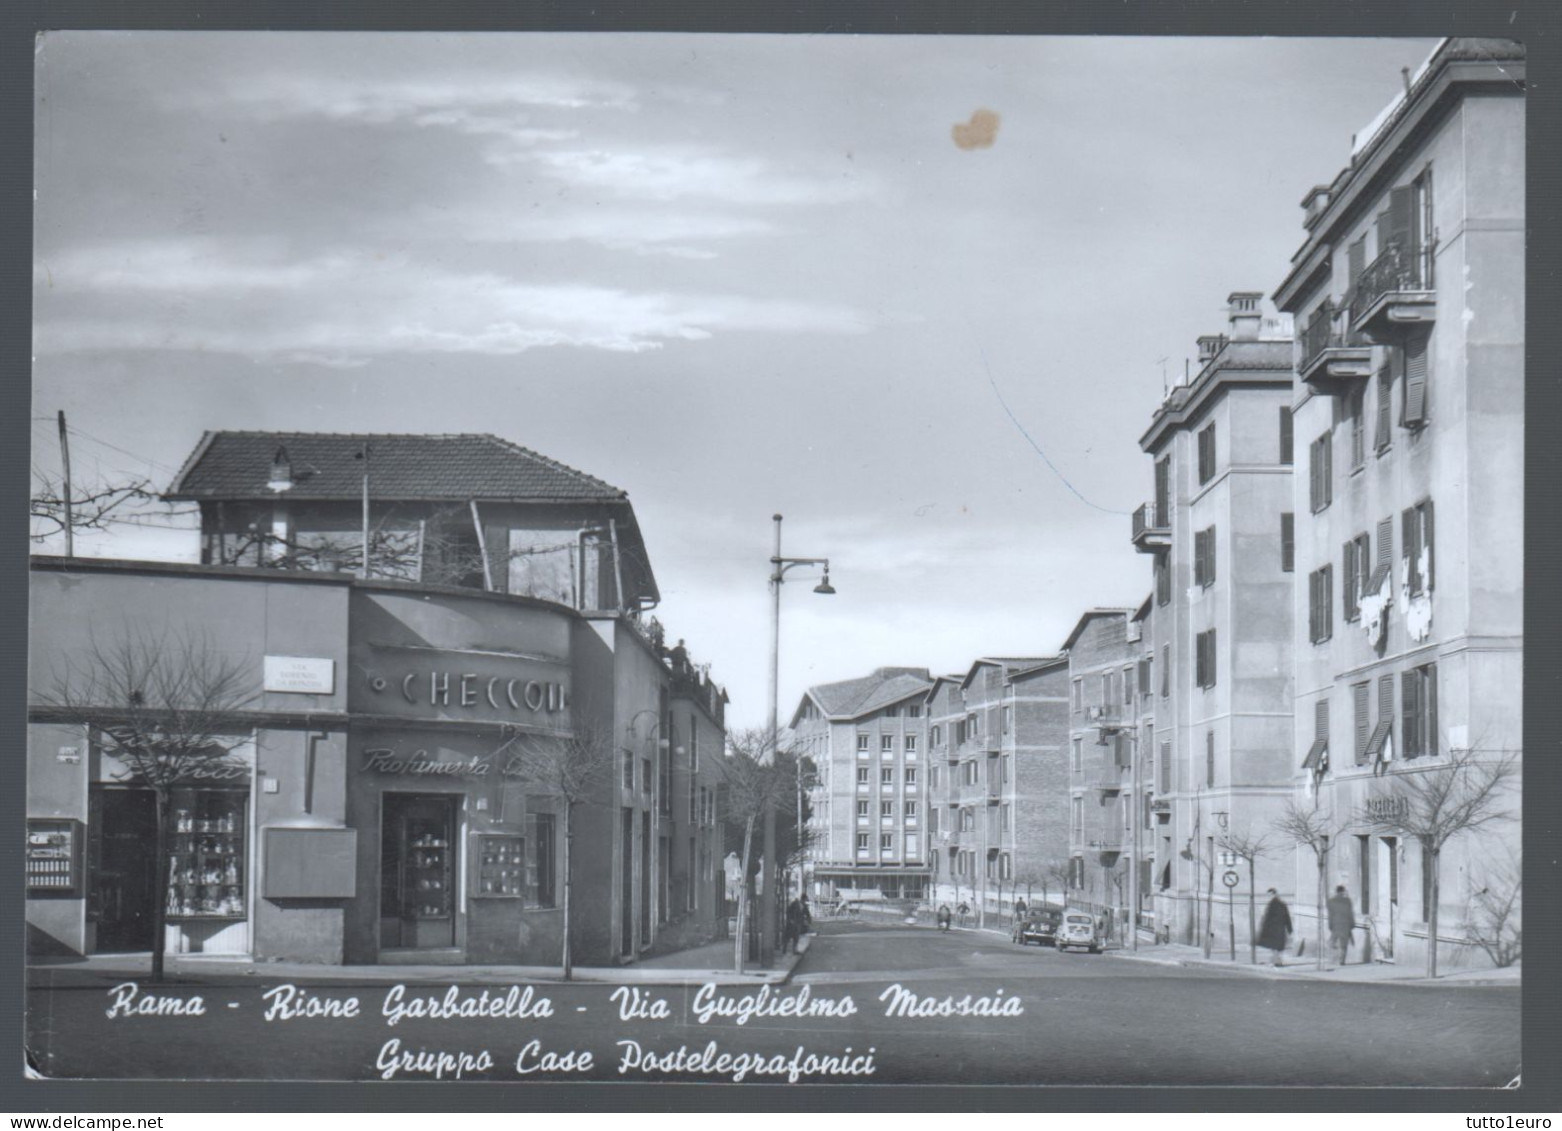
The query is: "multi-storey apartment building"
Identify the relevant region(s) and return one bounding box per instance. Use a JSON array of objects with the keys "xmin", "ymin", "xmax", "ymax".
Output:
[
  {"xmin": 1271, "ymin": 37, "xmax": 1523, "ymax": 969},
  {"xmin": 791, "ymin": 667, "xmax": 934, "ymax": 902},
  {"xmin": 925, "ymin": 657, "xmax": 1069, "ymax": 924},
  {"xmin": 1063, "ymin": 606, "xmax": 1156, "ymax": 939},
  {"xmin": 1132, "ymin": 296, "xmax": 1297, "ymax": 949}
]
